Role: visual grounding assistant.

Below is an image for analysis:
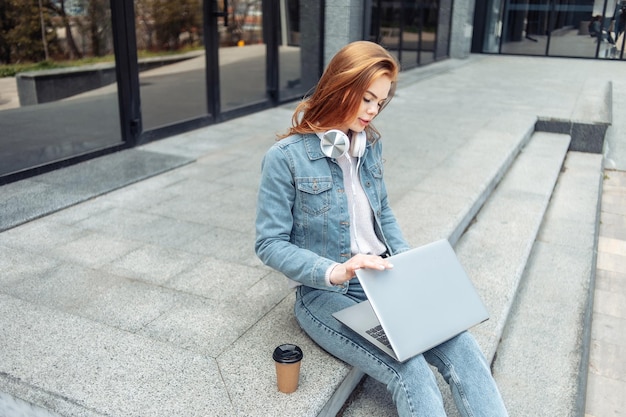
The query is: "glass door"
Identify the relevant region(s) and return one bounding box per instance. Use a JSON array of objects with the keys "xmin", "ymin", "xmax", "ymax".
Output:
[
  {"xmin": 0, "ymin": 0, "xmax": 322, "ymax": 183},
  {"xmin": 133, "ymin": 0, "xmax": 210, "ymax": 133},
  {"xmin": 365, "ymin": 0, "xmax": 443, "ymax": 70},
  {"xmin": 132, "ymin": 0, "xmax": 272, "ymax": 139},
  {"xmin": 216, "ymin": 0, "xmax": 268, "ymax": 113},
  {"xmin": 0, "ymin": 0, "xmax": 123, "ymax": 183},
  {"xmin": 214, "ymin": 0, "xmax": 318, "ymax": 113},
  {"xmin": 486, "ymin": 0, "xmax": 626, "ymax": 60}
]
